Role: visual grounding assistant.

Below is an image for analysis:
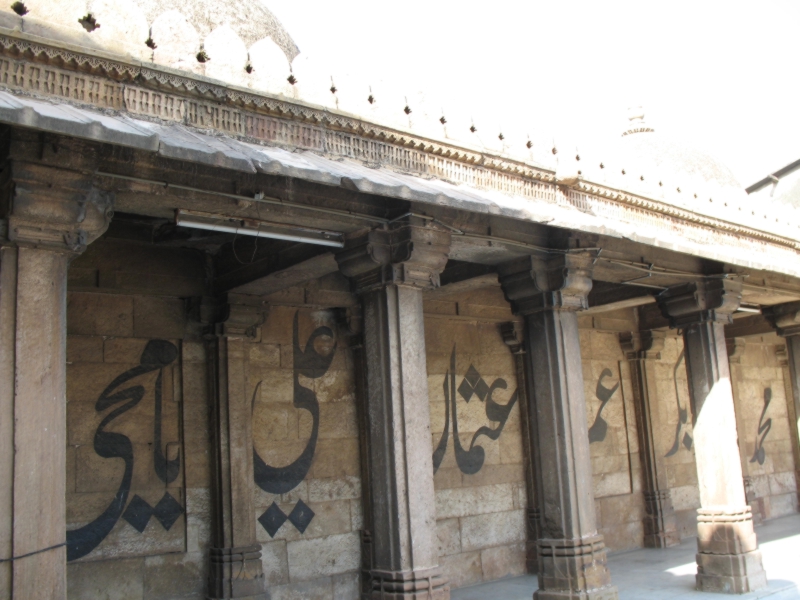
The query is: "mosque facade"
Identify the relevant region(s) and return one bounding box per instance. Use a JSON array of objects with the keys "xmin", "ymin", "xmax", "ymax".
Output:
[{"xmin": 0, "ymin": 2, "xmax": 799, "ymax": 599}]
